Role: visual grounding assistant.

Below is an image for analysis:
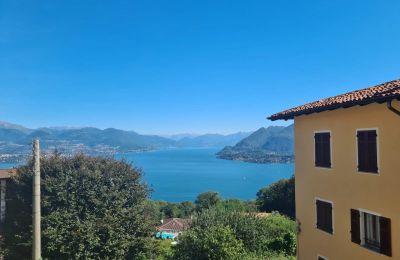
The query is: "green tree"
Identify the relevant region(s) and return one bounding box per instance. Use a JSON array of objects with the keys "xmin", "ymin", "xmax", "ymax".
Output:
[
  {"xmin": 173, "ymin": 224, "xmax": 246, "ymax": 260},
  {"xmin": 195, "ymin": 191, "xmax": 221, "ymax": 212},
  {"xmin": 161, "ymin": 203, "xmax": 180, "ymax": 218},
  {"xmin": 256, "ymin": 175, "xmax": 295, "ymax": 218},
  {"xmin": 154, "ymin": 239, "xmax": 175, "ymax": 260},
  {"xmin": 190, "ymin": 209, "xmax": 296, "ymax": 258},
  {"xmin": 4, "ymin": 154, "xmax": 154, "ymax": 259},
  {"xmin": 178, "ymin": 201, "xmax": 195, "ymax": 218},
  {"xmin": 215, "ymin": 199, "xmax": 256, "ymax": 212}
]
